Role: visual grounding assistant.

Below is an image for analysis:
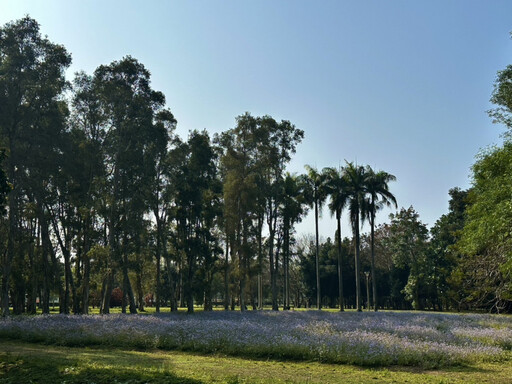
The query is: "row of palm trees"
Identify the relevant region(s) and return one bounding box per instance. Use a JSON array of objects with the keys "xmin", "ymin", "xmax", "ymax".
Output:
[{"xmin": 305, "ymin": 162, "xmax": 397, "ymax": 312}]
